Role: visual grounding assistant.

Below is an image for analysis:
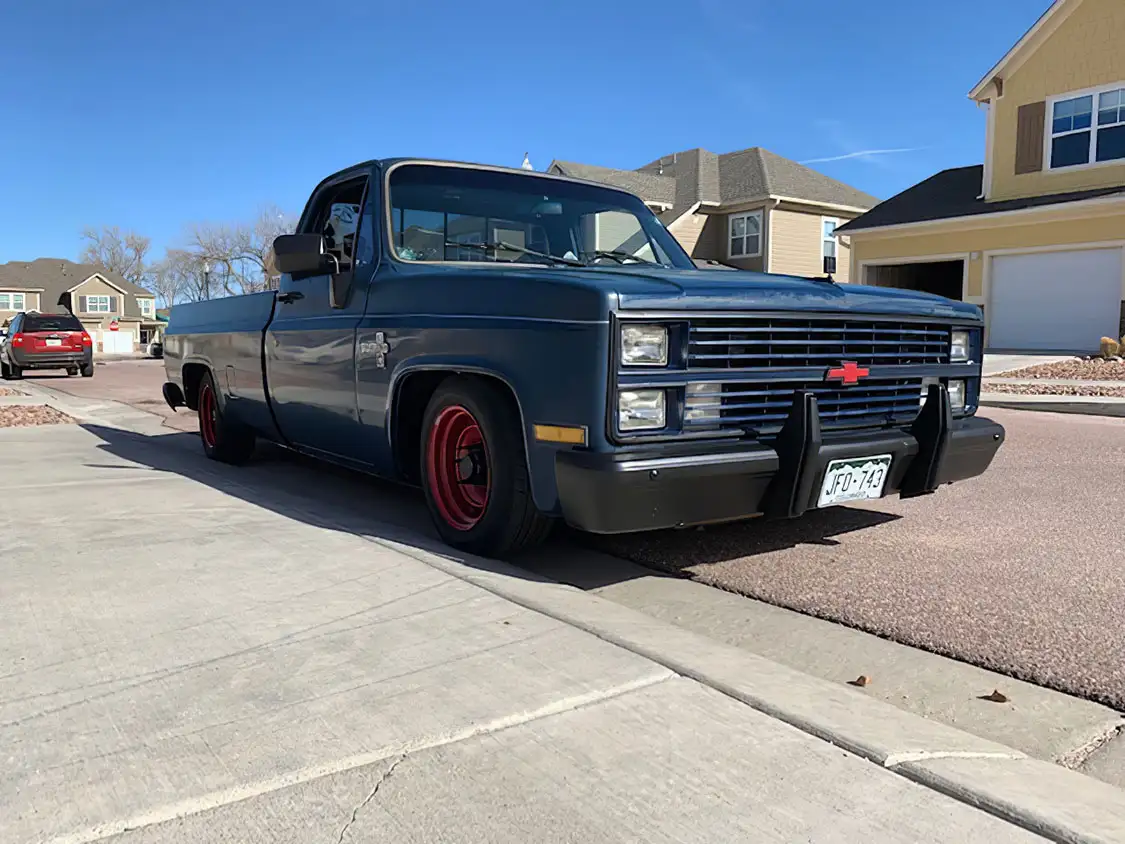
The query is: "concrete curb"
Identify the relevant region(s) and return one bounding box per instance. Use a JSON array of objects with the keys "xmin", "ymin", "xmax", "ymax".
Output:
[
  {"xmin": 981, "ymin": 392, "xmax": 1125, "ymax": 418},
  {"xmin": 370, "ymin": 535, "xmax": 1125, "ymax": 844},
  {"xmin": 49, "ymin": 393, "xmax": 1125, "ymax": 842}
]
